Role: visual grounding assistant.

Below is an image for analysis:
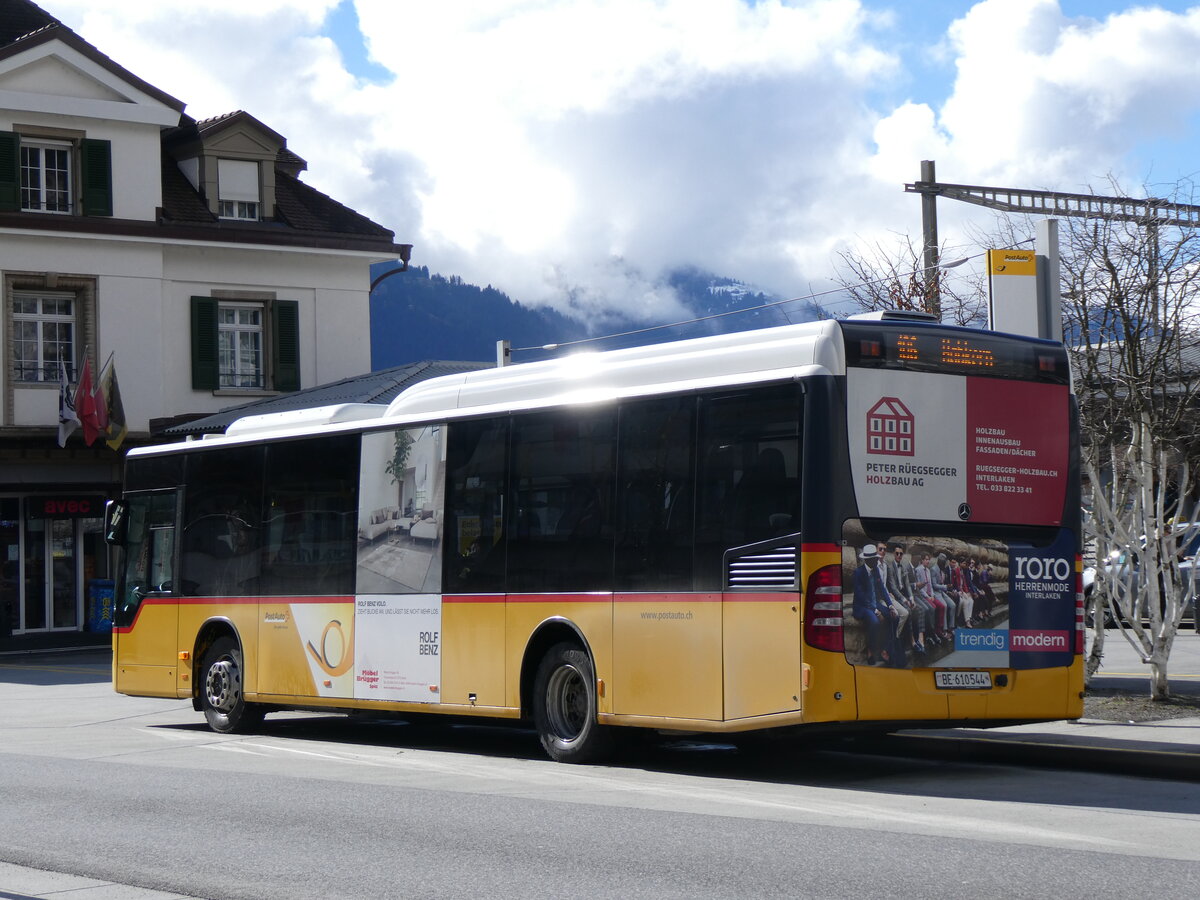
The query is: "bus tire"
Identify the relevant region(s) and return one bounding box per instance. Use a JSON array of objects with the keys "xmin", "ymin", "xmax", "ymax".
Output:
[
  {"xmin": 533, "ymin": 642, "xmax": 613, "ymax": 764},
  {"xmin": 200, "ymin": 635, "xmax": 264, "ymax": 734}
]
